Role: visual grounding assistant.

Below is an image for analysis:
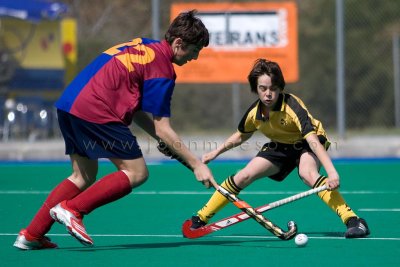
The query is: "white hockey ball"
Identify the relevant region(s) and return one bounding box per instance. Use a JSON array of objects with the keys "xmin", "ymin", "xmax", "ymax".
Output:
[{"xmin": 295, "ymin": 233, "xmax": 308, "ymax": 247}]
